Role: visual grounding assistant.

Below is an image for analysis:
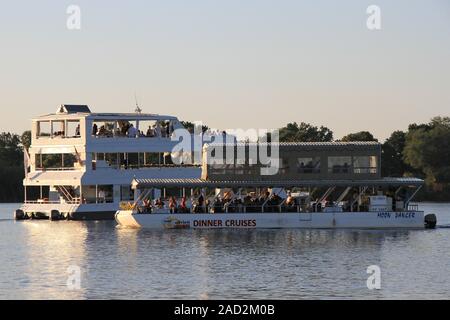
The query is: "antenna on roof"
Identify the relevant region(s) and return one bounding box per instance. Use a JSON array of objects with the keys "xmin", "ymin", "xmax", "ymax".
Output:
[{"xmin": 134, "ymin": 93, "xmax": 142, "ymax": 114}]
